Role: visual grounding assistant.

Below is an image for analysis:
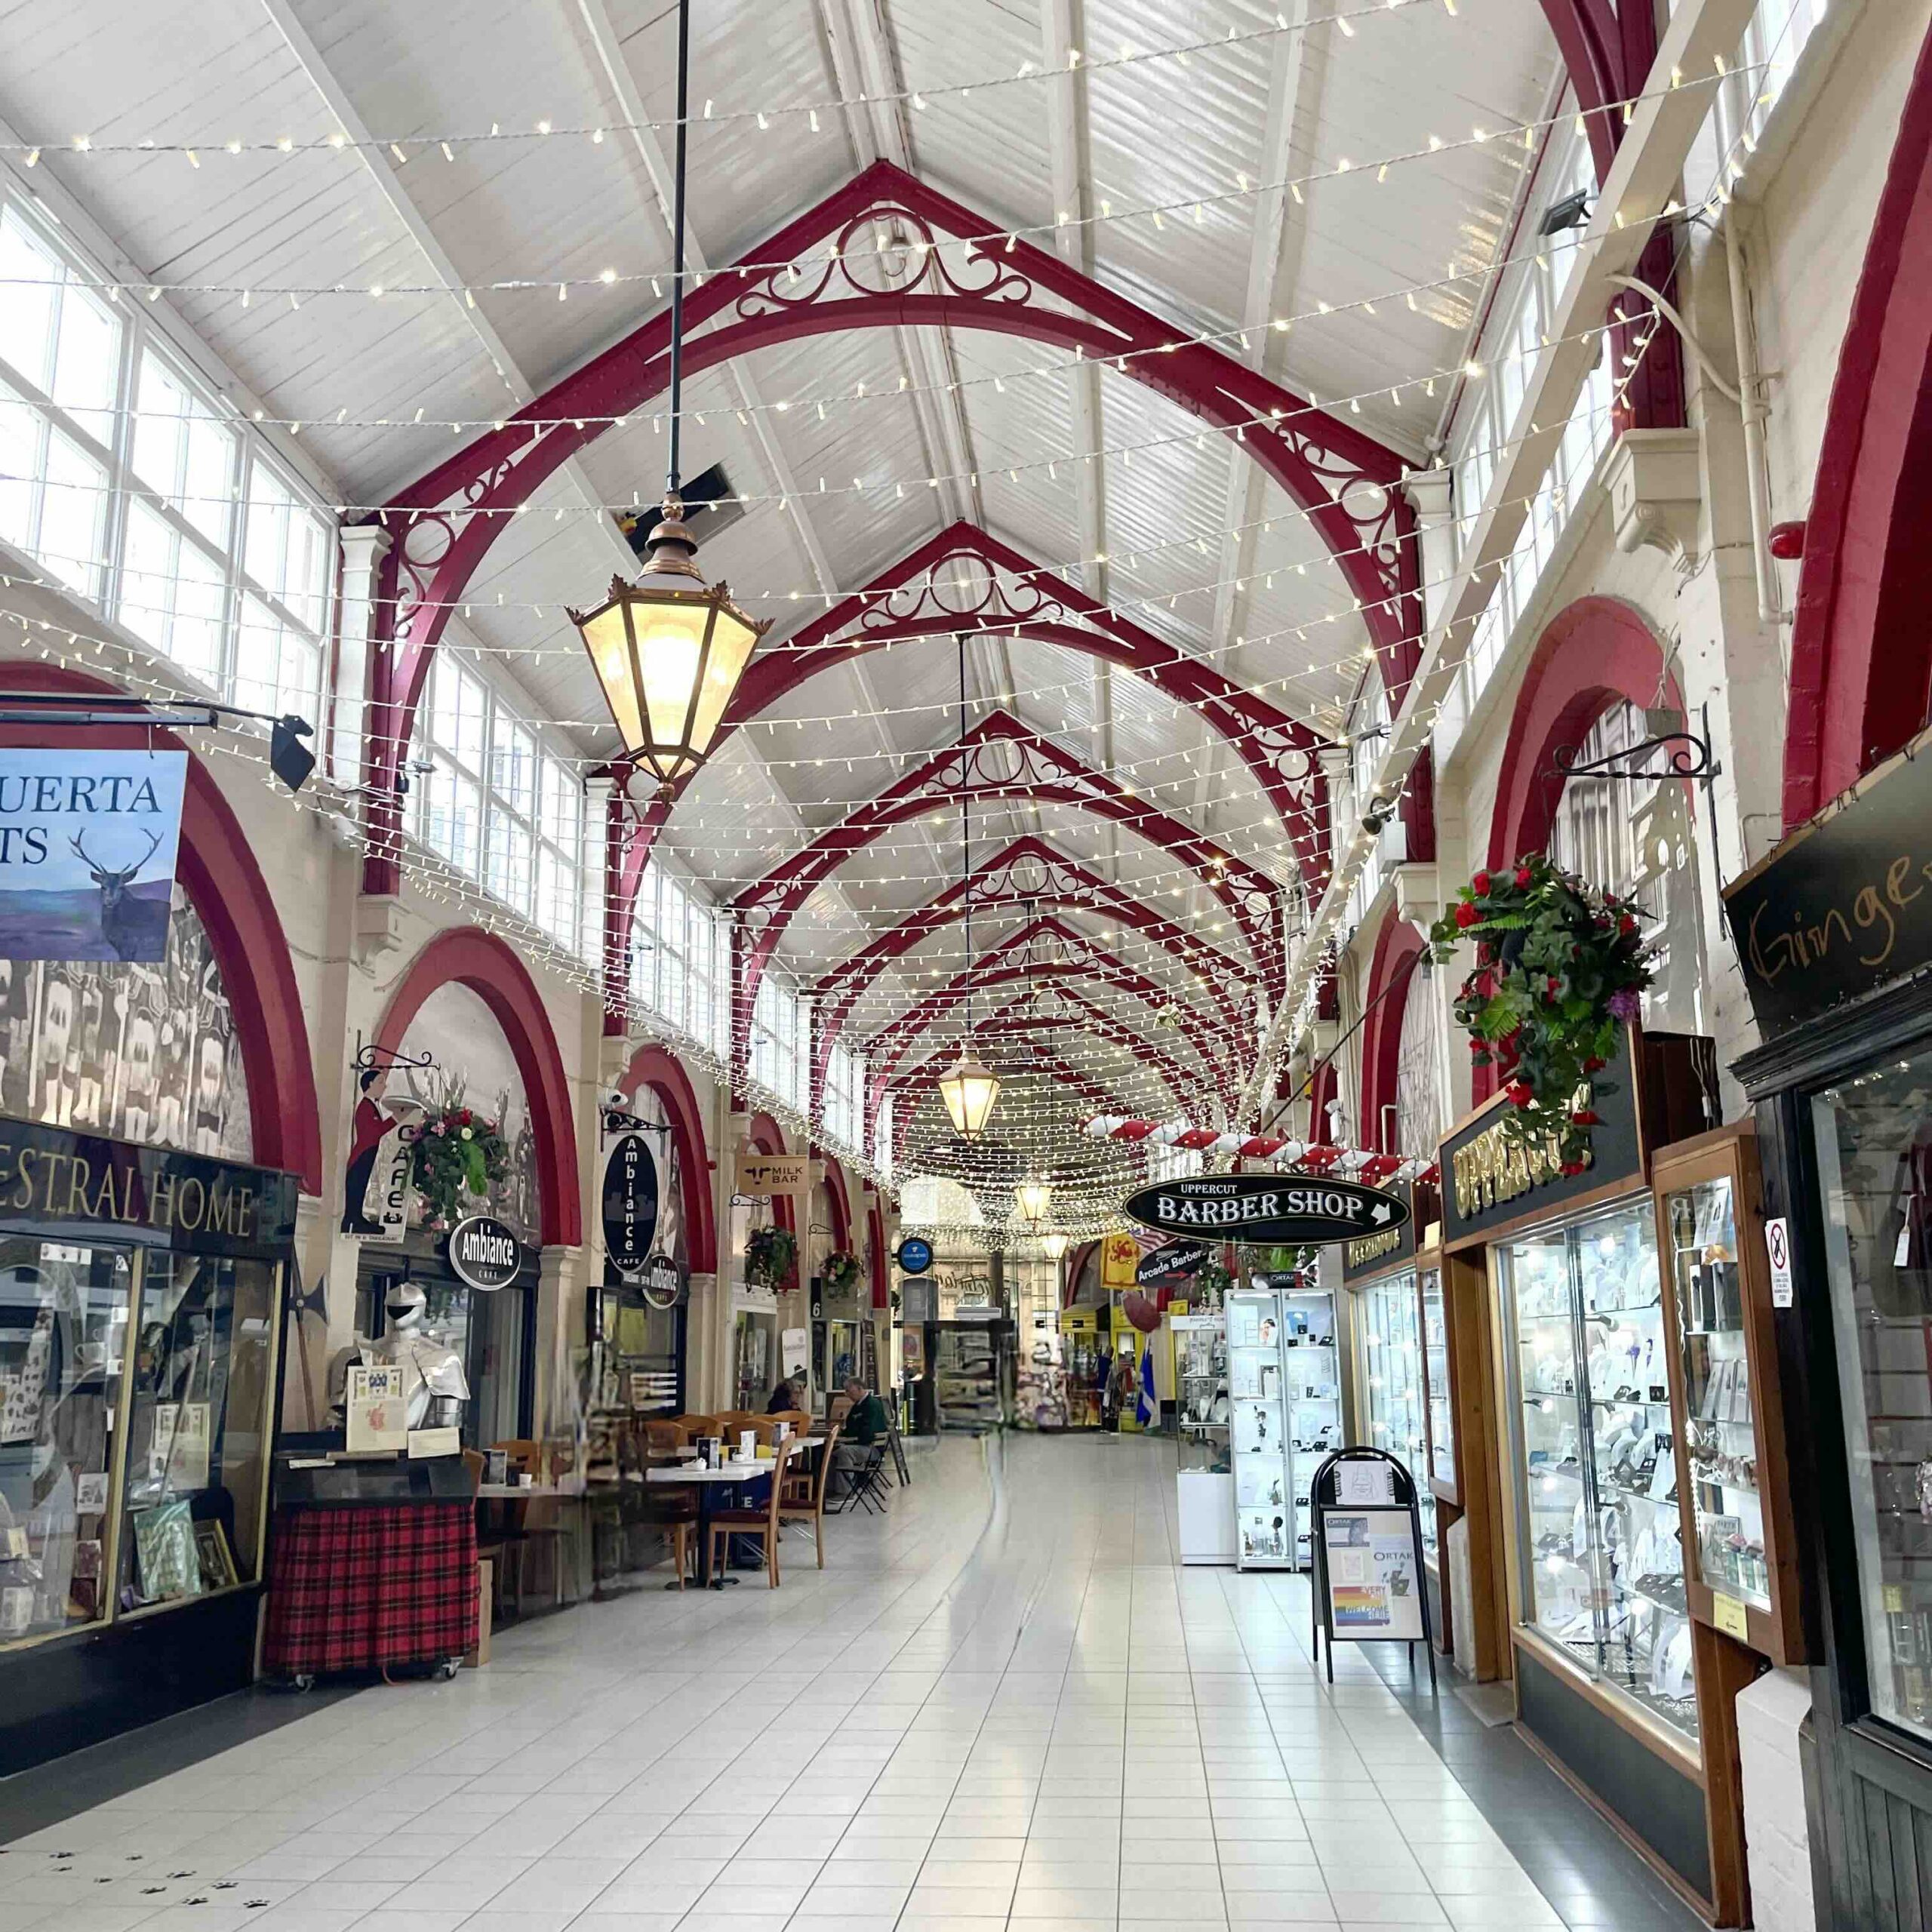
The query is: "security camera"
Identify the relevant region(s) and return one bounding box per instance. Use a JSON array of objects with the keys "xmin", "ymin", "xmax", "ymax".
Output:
[{"xmin": 601, "ymin": 1085, "xmax": 629, "ymax": 1109}]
